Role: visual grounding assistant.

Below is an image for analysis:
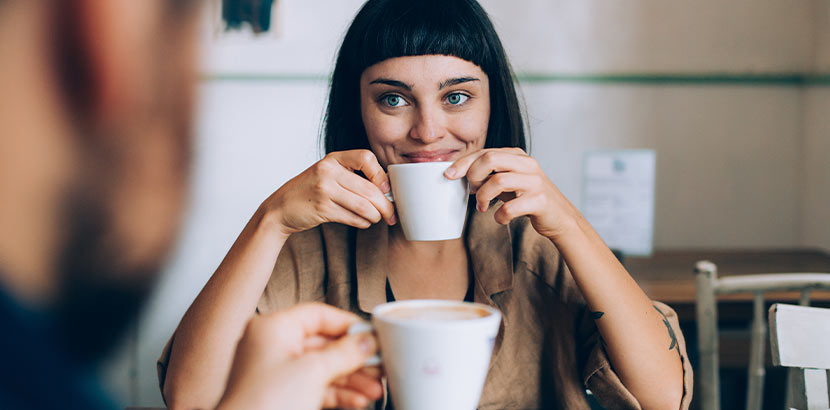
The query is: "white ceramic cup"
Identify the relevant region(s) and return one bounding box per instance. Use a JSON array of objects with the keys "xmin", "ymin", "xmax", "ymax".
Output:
[
  {"xmin": 349, "ymin": 300, "xmax": 501, "ymax": 410},
  {"xmin": 386, "ymin": 161, "xmax": 469, "ymax": 241}
]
